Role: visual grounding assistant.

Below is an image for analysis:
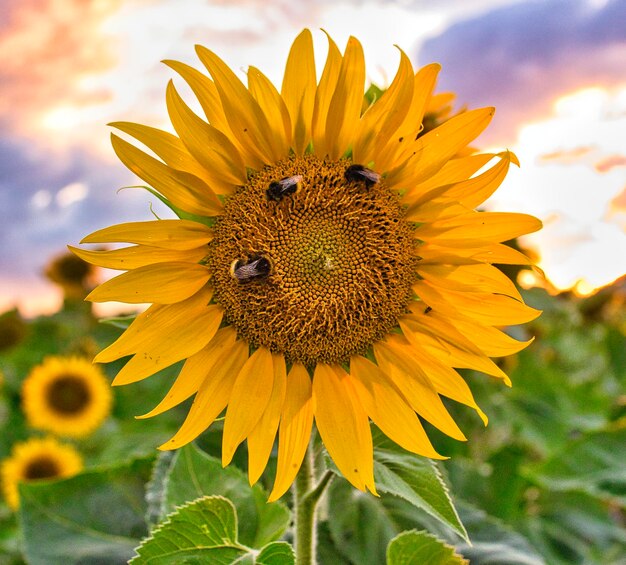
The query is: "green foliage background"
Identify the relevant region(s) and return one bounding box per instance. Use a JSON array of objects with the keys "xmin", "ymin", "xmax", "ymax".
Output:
[{"xmin": 0, "ymin": 275, "xmax": 624, "ymax": 564}]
